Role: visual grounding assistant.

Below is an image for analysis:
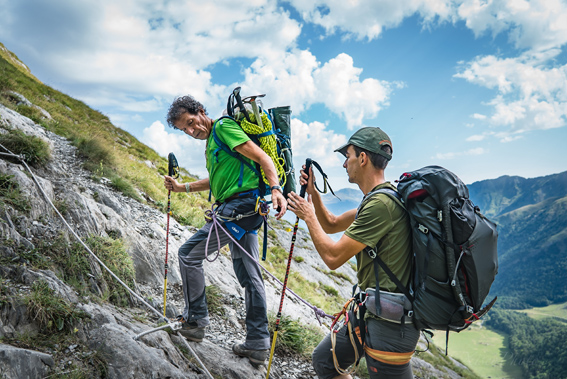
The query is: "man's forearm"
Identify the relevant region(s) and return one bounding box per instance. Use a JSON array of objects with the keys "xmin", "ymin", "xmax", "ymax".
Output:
[
  {"xmin": 185, "ymin": 178, "xmax": 210, "ymax": 192},
  {"xmin": 303, "ymin": 212, "xmax": 340, "ymax": 268}
]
